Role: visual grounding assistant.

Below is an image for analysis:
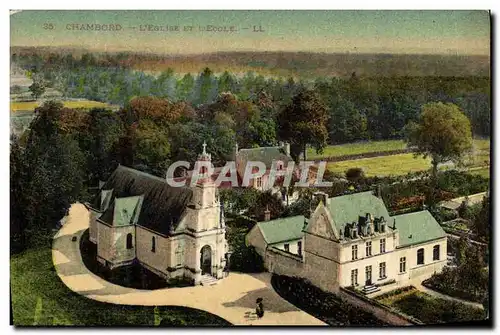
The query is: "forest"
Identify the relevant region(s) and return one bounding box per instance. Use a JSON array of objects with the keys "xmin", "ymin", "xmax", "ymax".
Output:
[{"xmin": 10, "ymin": 50, "xmax": 491, "ymax": 254}]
